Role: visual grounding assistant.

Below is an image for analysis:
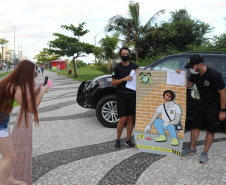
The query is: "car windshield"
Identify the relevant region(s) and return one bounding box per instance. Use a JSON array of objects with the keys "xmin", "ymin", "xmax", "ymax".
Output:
[{"xmin": 143, "ymin": 57, "xmax": 188, "ymax": 71}]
